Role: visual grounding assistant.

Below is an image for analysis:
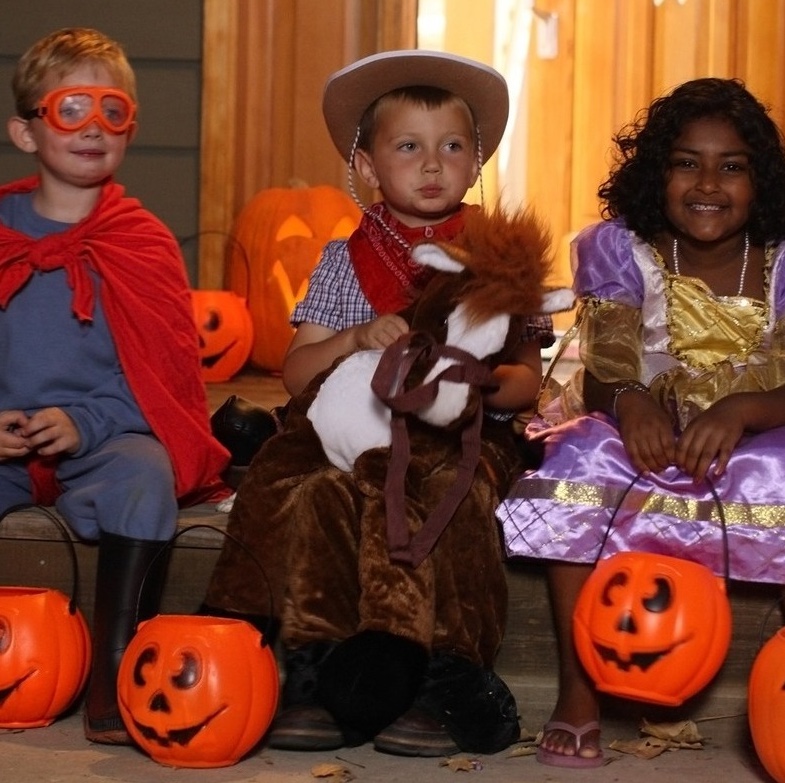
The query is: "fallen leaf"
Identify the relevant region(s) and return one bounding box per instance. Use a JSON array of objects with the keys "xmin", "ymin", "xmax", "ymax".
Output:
[
  {"xmin": 439, "ymin": 756, "xmax": 483, "ymax": 772},
  {"xmin": 310, "ymin": 762, "xmax": 355, "ymax": 782},
  {"xmin": 609, "ymin": 718, "xmax": 706, "ymax": 761},
  {"xmin": 507, "ymin": 744, "xmax": 538, "ymax": 758},
  {"xmin": 609, "ymin": 737, "xmax": 671, "ymax": 760},
  {"xmin": 640, "ymin": 718, "xmax": 704, "ymax": 744}
]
